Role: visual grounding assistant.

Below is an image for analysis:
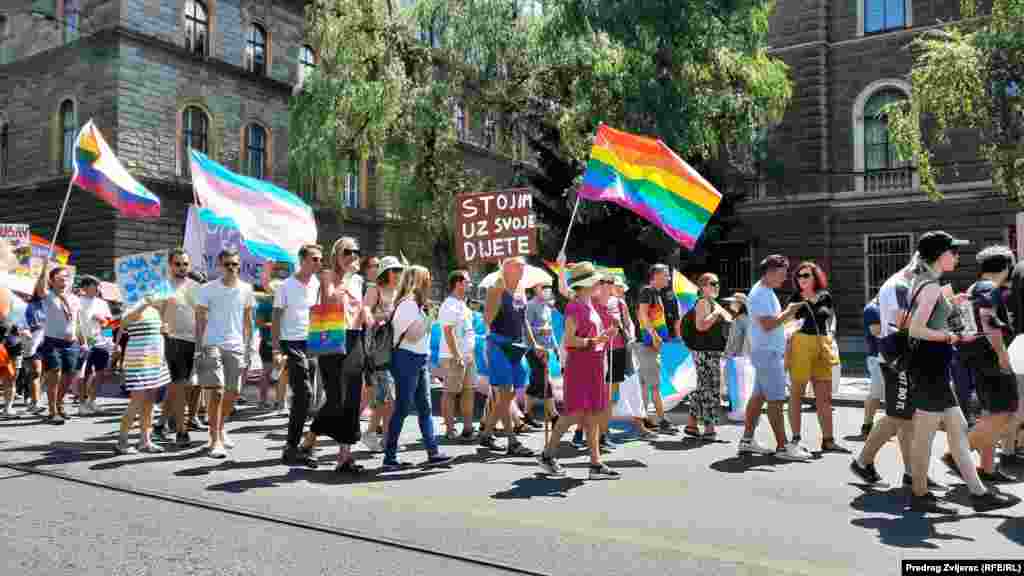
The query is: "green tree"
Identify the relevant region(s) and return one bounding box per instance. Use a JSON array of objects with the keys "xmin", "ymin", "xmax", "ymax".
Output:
[{"xmin": 887, "ymin": 0, "xmax": 1023, "ymax": 201}]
